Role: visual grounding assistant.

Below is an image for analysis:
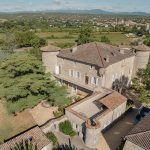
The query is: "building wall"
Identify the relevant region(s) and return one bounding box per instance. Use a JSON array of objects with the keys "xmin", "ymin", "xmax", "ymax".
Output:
[
  {"xmin": 98, "ymin": 101, "xmax": 126, "ymax": 130},
  {"xmin": 133, "ymin": 51, "xmax": 150, "ymax": 76},
  {"xmin": 57, "ymin": 57, "xmax": 102, "ymax": 89},
  {"xmin": 123, "ymin": 140, "xmax": 145, "ymax": 150},
  {"xmin": 65, "ymin": 110, "xmax": 85, "ymax": 138},
  {"xmin": 42, "ymin": 144, "xmax": 53, "ymax": 150},
  {"xmin": 57, "ymin": 56, "xmax": 135, "ymax": 90},
  {"xmin": 42, "ymin": 51, "xmax": 59, "ymax": 73},
  {"xmin": 85, "ymin": 127, "xmax": 102, "ymax": 149},
  {"xmin": 112, "ymin": 102, "xmax": 127, "ymax": 121},
  {"xmin": 103, "ymin": 56, "xmax": 135, "ymax": 89}
]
